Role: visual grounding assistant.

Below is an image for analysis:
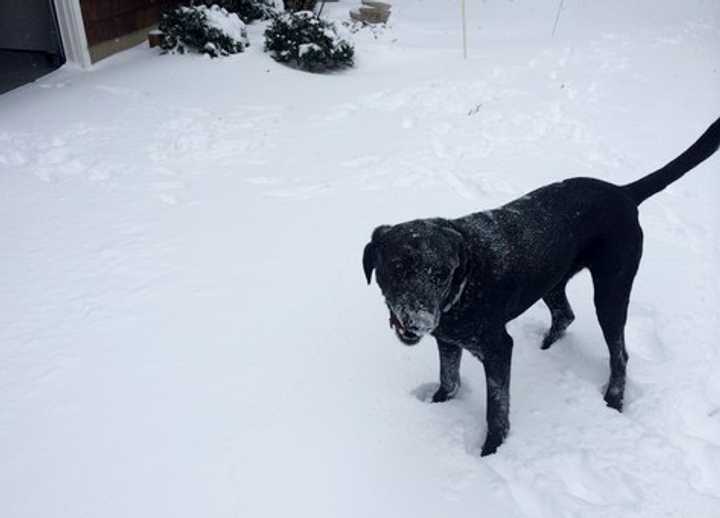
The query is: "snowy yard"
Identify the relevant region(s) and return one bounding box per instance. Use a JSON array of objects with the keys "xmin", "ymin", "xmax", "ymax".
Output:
[{"xmin": 1, "ymin": 1, "xmax": 719, "ymax": 516}]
